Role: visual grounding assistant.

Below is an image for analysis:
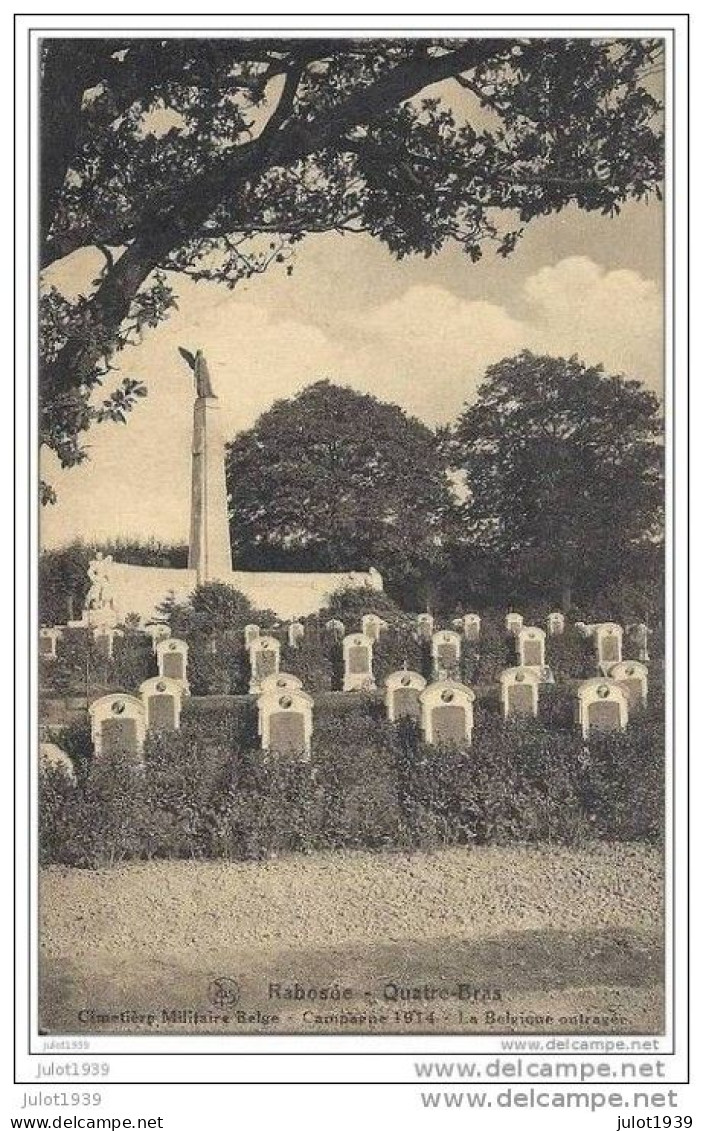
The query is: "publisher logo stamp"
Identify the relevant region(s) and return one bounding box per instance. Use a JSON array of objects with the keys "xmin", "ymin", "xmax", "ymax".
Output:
[{"xmin": 208, "ymin": 977, "xmax": 240, "ymax": 1009}]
